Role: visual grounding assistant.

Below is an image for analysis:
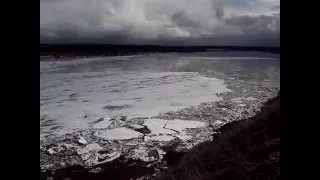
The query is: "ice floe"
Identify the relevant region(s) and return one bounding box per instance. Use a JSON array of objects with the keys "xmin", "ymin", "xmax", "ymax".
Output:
[
  {"xmin": 145, "ymin": 135, "xmax": 176, "ymax": 142},
  {"xmin": 165, "ymin": 120, "xmax": 206, "ymax": 133},
  {"xmin": 96, "ymin": 127, "xmax": 144, "ymax": 140}
]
